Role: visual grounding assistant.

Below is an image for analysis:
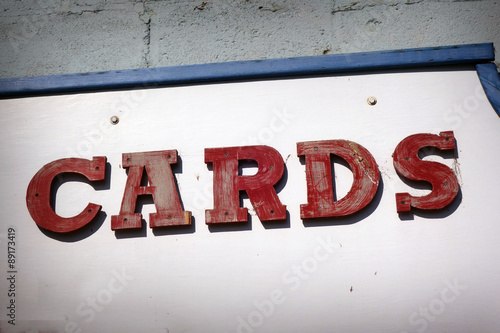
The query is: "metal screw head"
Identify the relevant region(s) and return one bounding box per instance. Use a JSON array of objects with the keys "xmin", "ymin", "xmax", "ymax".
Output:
[
  {"xmin": 367, "ymin": 96, "xmax": 377, "ymax": 106},
  {"xmin": 110, "ymin": 116, "xmax": 119, "ymax": 124}
]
